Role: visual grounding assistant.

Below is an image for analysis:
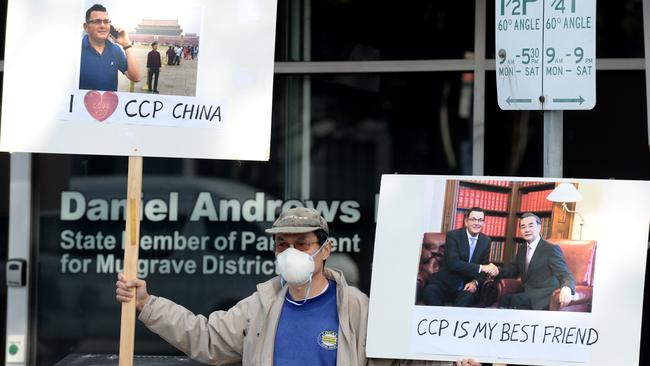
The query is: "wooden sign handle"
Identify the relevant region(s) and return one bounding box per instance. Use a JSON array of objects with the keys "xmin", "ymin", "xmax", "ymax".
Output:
[{"xmin": 119, "ymin": 156, "xmax": 143, "ymax": 366}]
